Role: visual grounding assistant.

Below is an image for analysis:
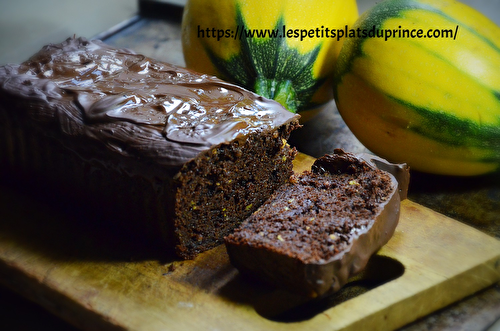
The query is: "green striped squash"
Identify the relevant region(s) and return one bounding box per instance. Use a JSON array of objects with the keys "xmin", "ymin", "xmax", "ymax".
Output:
[
  {"xmin": 182, "ymin": 0, "xmax": 358, "ymax": 115},
  {"xmin": 334, "ymin": 0, "xmax": 500, "ymax": 176}
]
